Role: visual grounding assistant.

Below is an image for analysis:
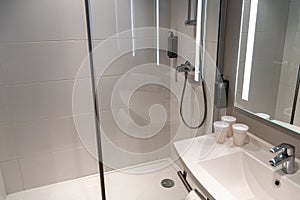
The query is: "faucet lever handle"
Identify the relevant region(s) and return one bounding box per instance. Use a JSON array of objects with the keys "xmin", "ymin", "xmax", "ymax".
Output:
[{"xmin": 270, "ymin": 143, "xmax": 295, "ymax": 155}]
